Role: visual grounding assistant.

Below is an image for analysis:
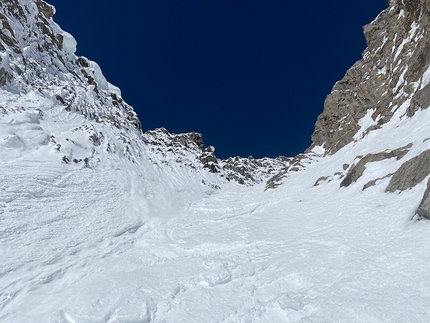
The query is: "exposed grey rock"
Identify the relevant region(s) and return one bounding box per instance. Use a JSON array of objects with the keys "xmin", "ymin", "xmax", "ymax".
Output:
[
  {"xmin": 334, "ymin": 172, "xmax": 344, "ymax": 178},
  {"xmin": 0, "ymin": 0, "xmax": 141, "ymax": 134},
  {"xmin": 386, "ymin": 149, "xmax": 430, "ymax": 192},
  {"xmin": 311, "ymin": 0, "xmax": 430, "ymax": 155},
  {"xmin": 416, "ymin": 178, "xmax": 430, "ymax": 219},
  {"xmin": 0, "ymin": 67, "xmax": 13, "ymax": 86},
  {"xmin": 35, "ymin": 0, "xmax": 55, "ymax": 19},
  {"xmin": 408, "ymin": 82, "xmax": 430, "ymax": 117},
  {"xmin": 265, "ymin": 154, "xmax": 312, "ymax": 190},
  {"xmin": 0, "ymin": 0, "xmax": 146, "ymax": 166},
  {"xmin": 314, "ymin": 176, "xmax": 330, "ymax": 187},
  {"xmin": 221, "ymin": 155, "xmax": 290, "ymax": 184},
  {"xmin": 340, "ymin": 144, "xmax": 411, "ymax": 188},
  {"xmin": 265, "ymin": 168, "xmax": 288, "ymax": 191},
  {"xmin": 362, "ymin": 173, "xmax": 394, "ymax": 191}
]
